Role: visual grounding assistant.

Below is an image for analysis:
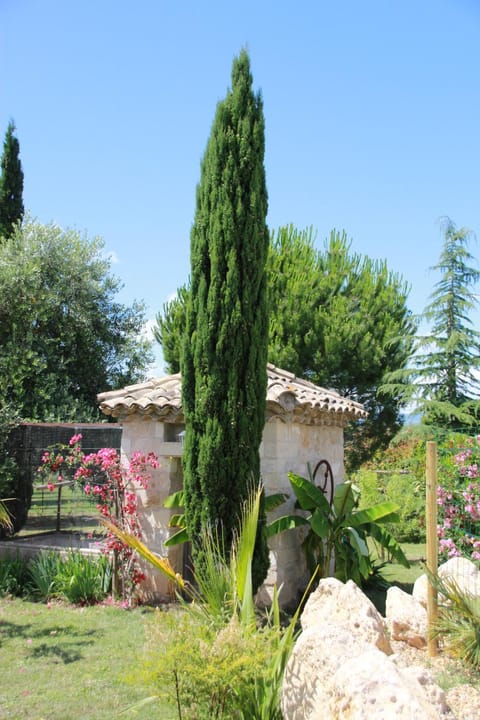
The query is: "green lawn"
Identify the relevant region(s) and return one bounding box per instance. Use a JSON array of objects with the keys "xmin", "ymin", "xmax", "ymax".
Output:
[{"xmin": 0, "ymin": 597, "xmax": 175, "ymax": 720}]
